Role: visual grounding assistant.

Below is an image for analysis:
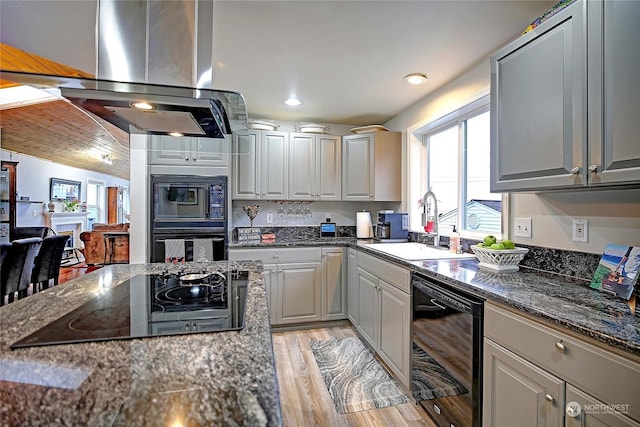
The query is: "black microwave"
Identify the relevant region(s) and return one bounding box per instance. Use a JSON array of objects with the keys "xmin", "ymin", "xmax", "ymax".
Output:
[{"xmin": 151, "ymin": 175, "xmax": 227, "ymax": 232}]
